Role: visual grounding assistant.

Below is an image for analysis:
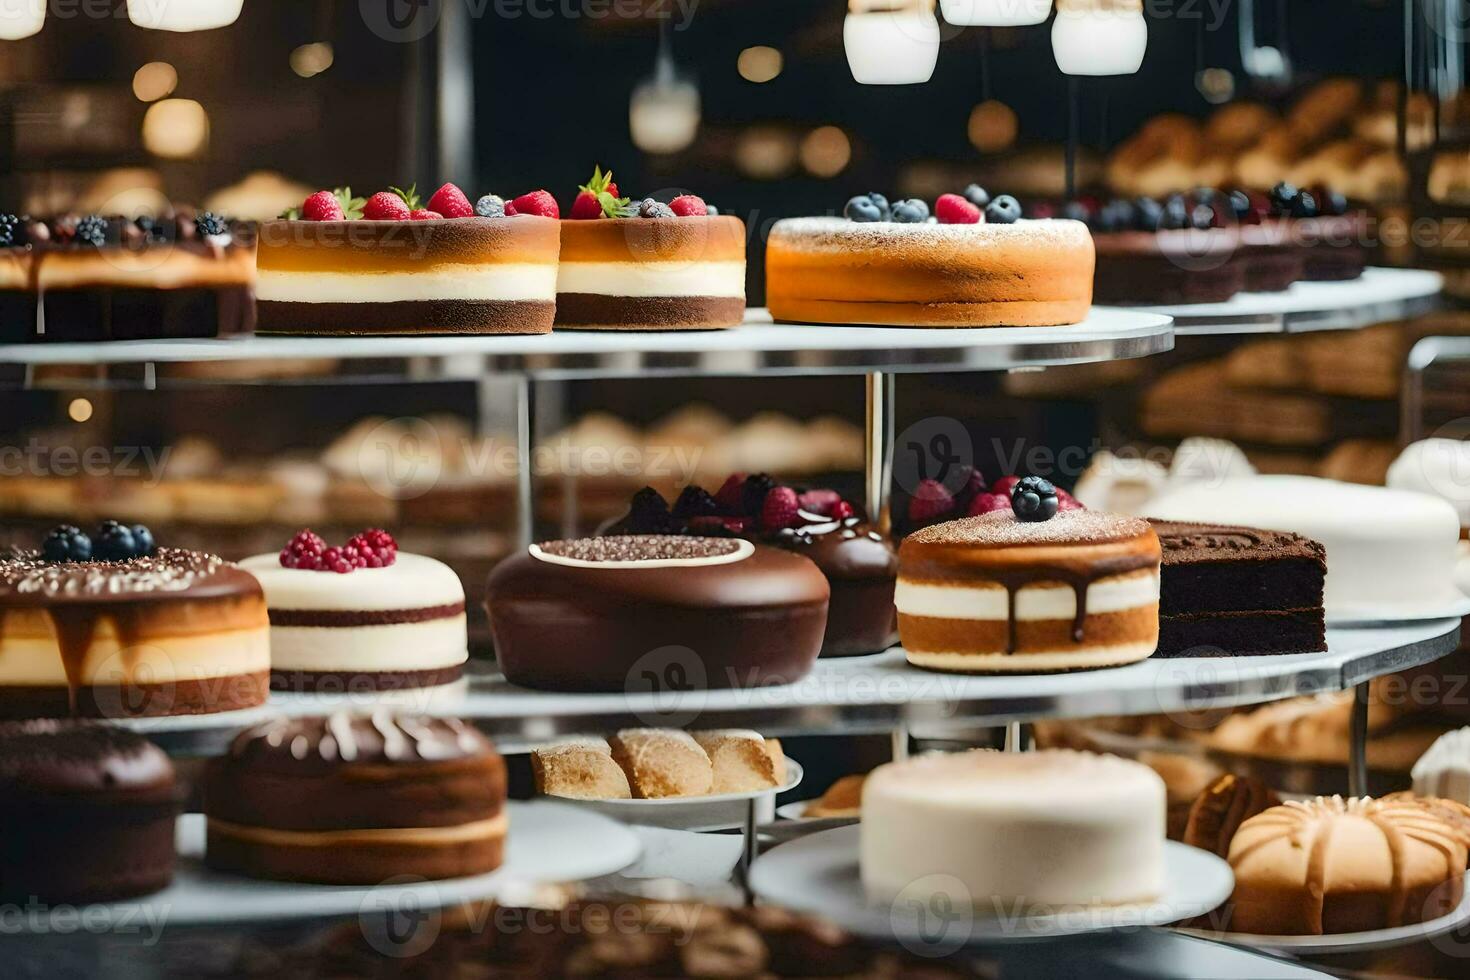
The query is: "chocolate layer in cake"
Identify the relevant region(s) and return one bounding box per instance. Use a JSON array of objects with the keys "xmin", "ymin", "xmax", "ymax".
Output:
[
  {"xmin": 1149, "ymin": 519, "xmax": 1326, "ymax": 657},
  {"xmin": 0, "ymin": 720, "xmax": 179, "ymax": 903},
  {"xmin": 38, "ymin": 284, "xmax": 255, "ymax": 342},
  {"xmin": 257, "ymin": 298, "xmax": 554, "ymax": 335},
  {"xmin": 554, "ymin": 294, "xmax": 745, "ymax": 331},
  {"xmin": 1092, "ymin": 237, "xmax": 1246, "ymax": 305}
]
